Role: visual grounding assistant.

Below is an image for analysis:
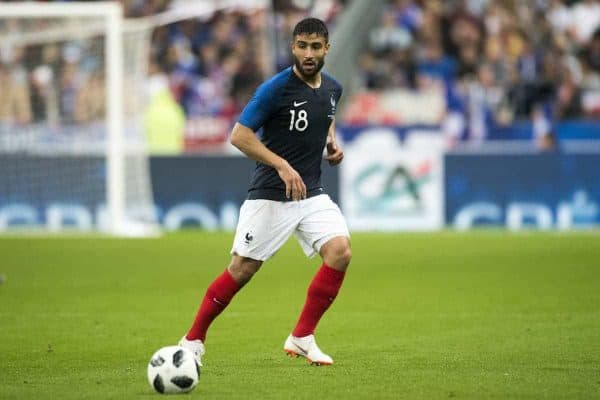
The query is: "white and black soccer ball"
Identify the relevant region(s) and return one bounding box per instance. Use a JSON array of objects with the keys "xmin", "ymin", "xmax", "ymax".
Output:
[{"xmin": 147, "ymin": 346, "xmax": 200, "ymax": 394}]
